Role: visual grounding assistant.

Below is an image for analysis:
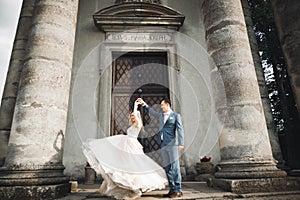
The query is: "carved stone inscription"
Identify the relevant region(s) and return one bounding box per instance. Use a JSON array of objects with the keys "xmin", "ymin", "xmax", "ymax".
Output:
[{"xmin": 107, "ymin": 33, "xmax": 172, "ymax": 43}]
